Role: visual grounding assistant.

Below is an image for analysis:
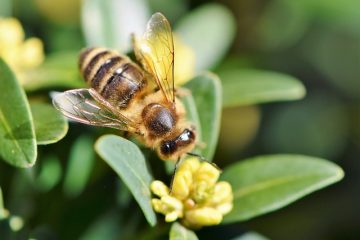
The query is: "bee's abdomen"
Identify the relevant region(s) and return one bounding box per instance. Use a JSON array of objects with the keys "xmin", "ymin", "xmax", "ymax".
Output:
[{"xmin": 79, "ymin": 47, "xmax": 146, "ymax": 109}]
